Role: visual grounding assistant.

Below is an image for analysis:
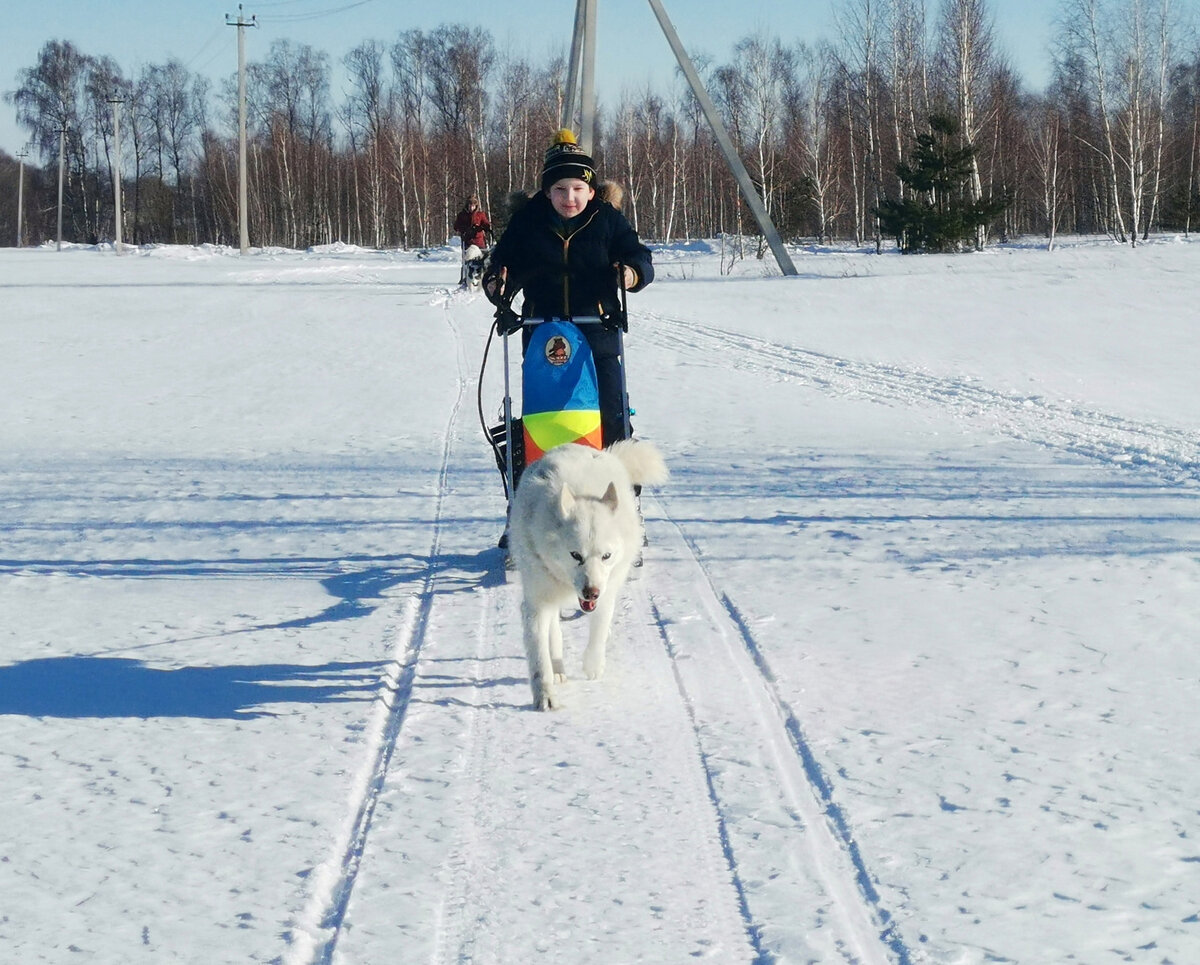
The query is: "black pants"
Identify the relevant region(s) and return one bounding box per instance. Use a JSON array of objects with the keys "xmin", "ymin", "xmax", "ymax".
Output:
[{"xmin": 592, "ymin": 342, "xmax": 630, "ymax": 445}]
